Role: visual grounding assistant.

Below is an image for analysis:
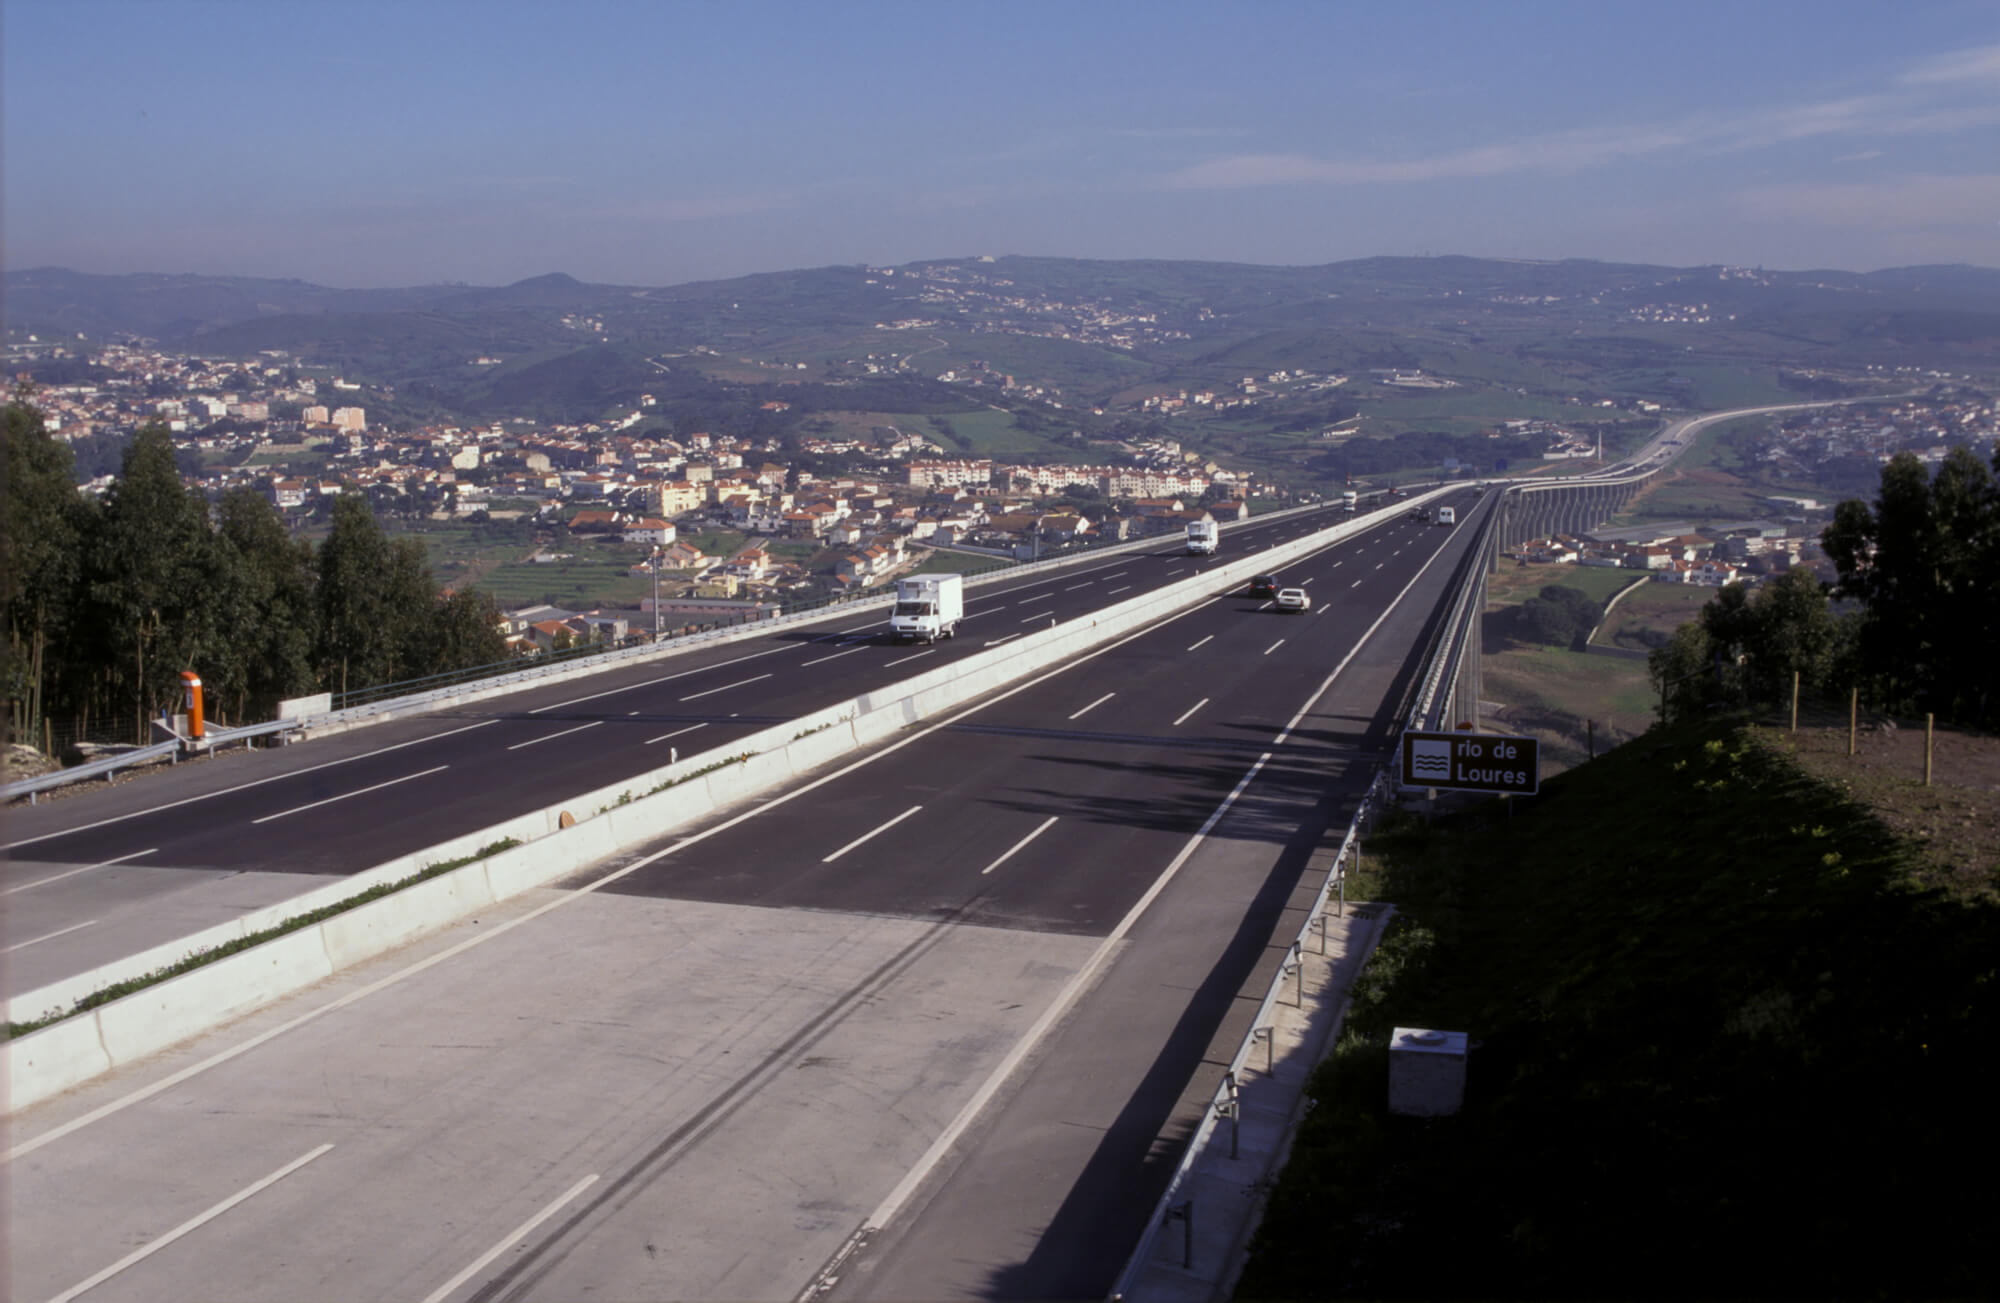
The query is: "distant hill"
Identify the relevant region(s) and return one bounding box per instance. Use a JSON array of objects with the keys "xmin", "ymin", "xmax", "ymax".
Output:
[{"xmin": 9, "ymin": 254, "xmax": 1995, "ymax": 429}]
